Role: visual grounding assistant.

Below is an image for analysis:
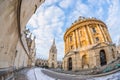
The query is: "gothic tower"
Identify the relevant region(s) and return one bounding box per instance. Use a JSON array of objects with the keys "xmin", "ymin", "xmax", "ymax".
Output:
[{"xmin": 48, "ymin": 39, "xmax": 57, "ymax": 68}]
